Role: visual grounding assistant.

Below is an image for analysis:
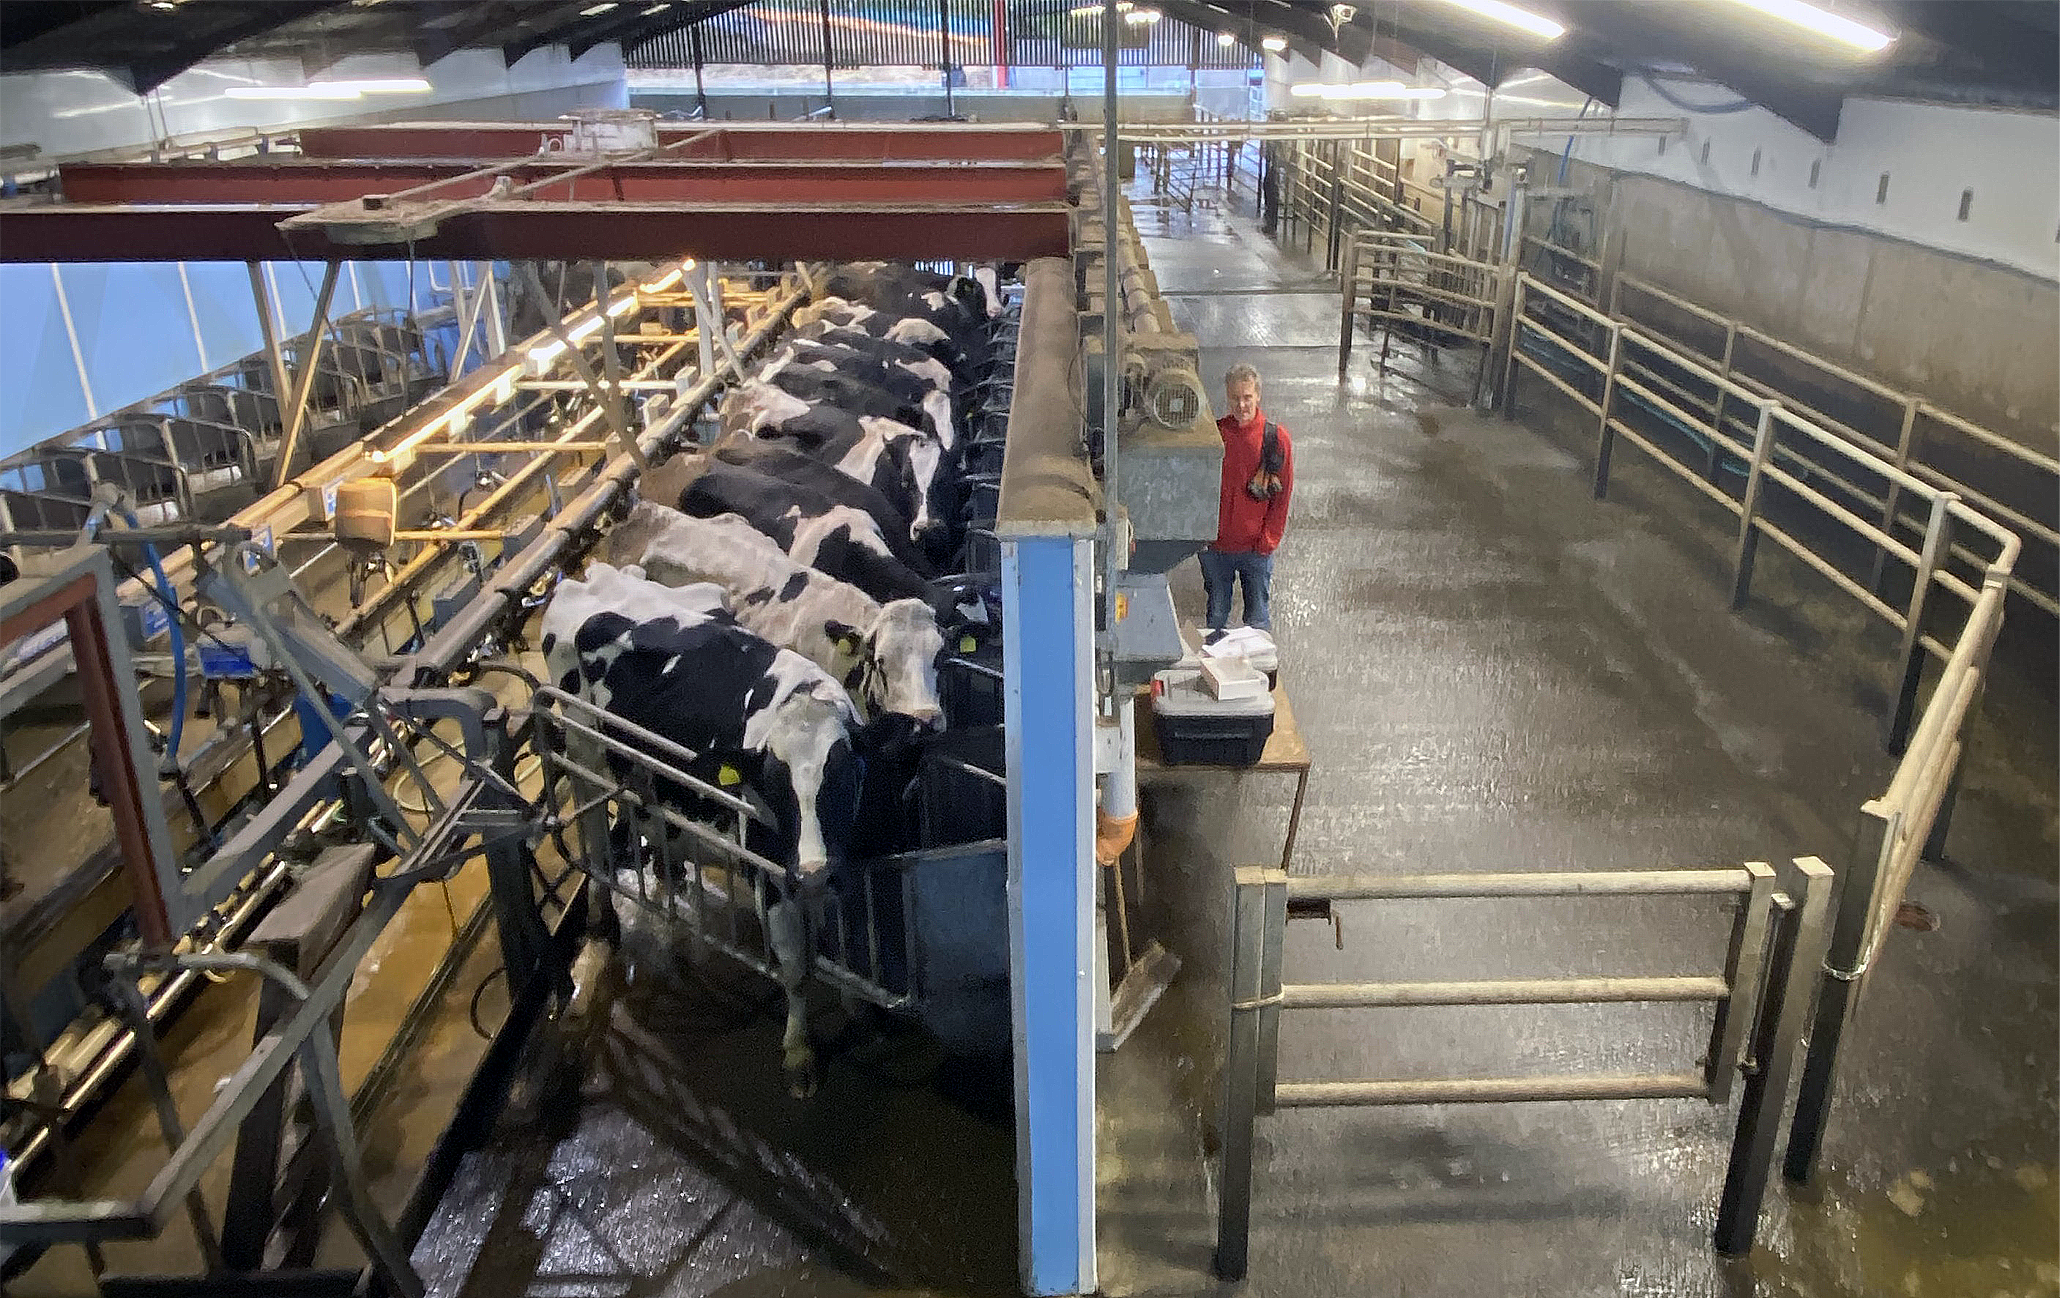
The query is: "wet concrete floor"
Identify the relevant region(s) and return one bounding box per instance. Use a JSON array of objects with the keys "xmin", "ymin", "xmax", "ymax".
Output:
[{"xmin": 1096, "ymin": 193, "xmax": 2058, "ymax": 1297}]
